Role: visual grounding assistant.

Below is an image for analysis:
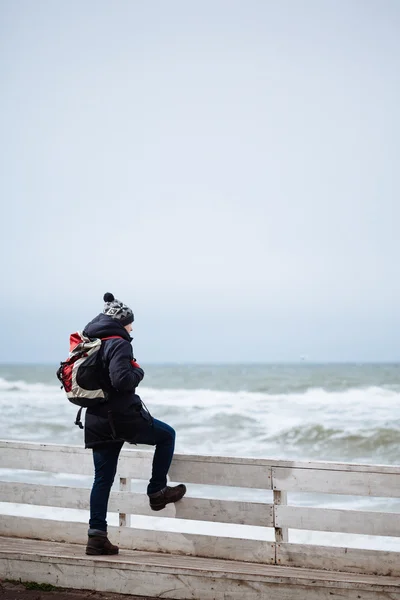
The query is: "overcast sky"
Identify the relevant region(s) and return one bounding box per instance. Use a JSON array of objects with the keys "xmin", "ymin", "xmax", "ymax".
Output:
[{"xmin": 1, "ymin": 0, "xmax": 399, "ymax": 363}]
